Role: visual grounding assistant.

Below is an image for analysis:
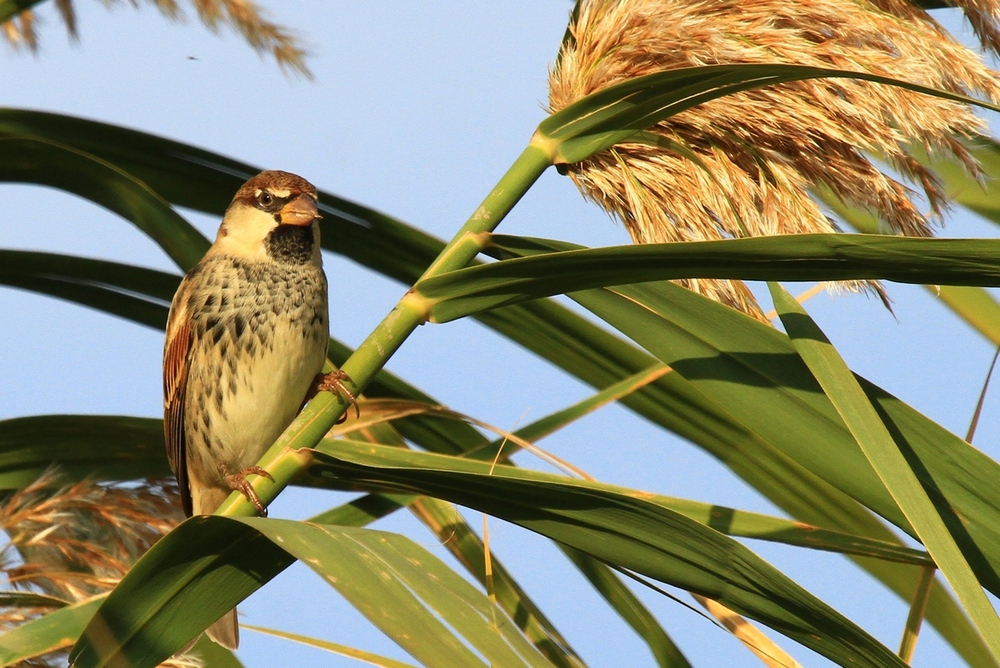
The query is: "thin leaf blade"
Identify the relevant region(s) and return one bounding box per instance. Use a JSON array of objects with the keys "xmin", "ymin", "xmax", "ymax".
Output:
[
  {"xmin": 309, "ymin": 439, "xmax": 908, "ymax": 668},
  {"xmin": 769, "ymin": 282, "xmax": 1000, "ymax": 663}
]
